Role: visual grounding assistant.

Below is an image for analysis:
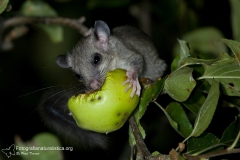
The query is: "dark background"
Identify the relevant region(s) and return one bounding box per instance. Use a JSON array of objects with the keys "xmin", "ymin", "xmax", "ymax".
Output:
[{"xmin": 0, "ymin": 0, "xmax": 237, "ymax": 159}]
